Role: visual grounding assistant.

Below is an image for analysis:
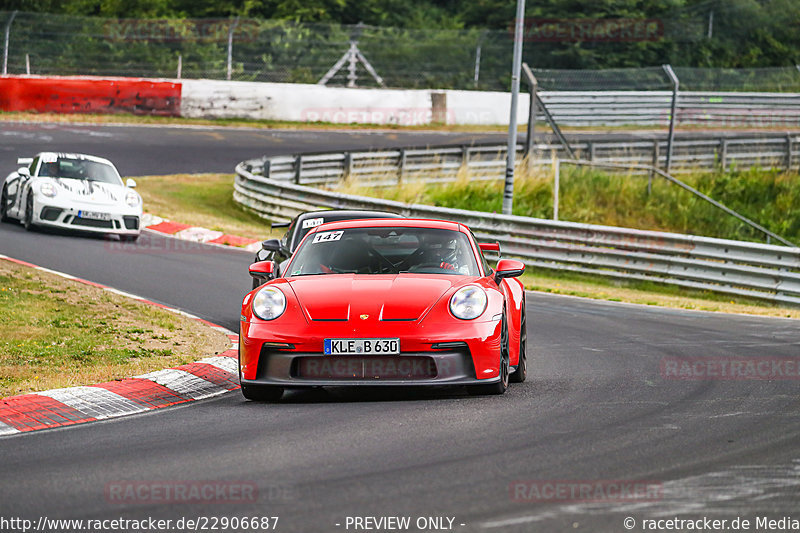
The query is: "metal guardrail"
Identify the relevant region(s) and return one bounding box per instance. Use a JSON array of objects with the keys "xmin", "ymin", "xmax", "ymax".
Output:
[
  {"xmin": 244, "ymin": 133, "xmax": 800, "ymax": 188},
  {"xmin": 235, "ymin": 159, "xmax": 800, "ymax": 306},
  {"xmin": 538, "ymin": 91, "xmax": 800, "ymax": 127}
]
